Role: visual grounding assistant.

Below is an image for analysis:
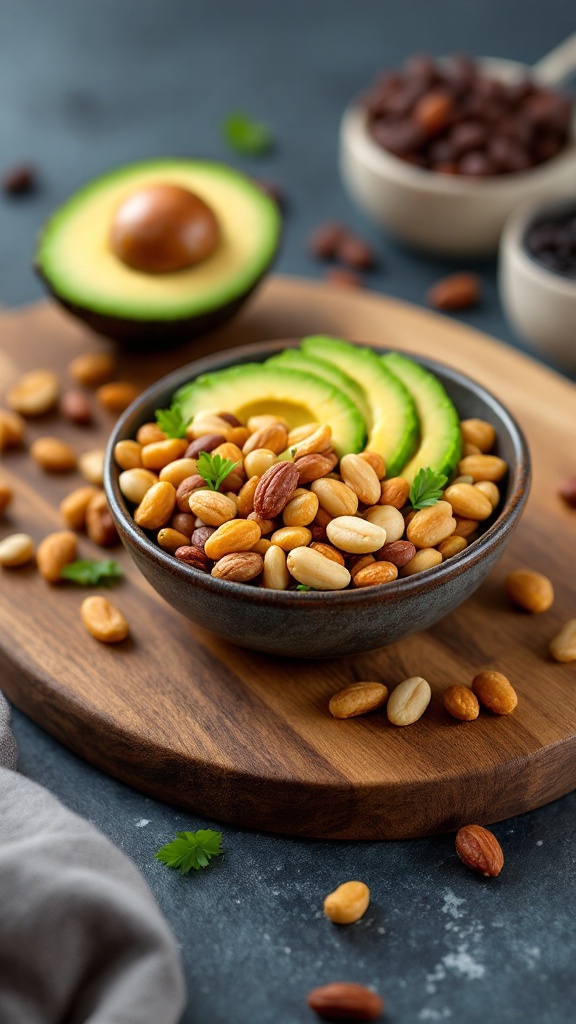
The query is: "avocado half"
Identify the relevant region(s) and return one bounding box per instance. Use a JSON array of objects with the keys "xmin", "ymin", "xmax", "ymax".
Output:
[{"xmin": 35, "ymin": 159, "xmax": 281, "ymax": 348}]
